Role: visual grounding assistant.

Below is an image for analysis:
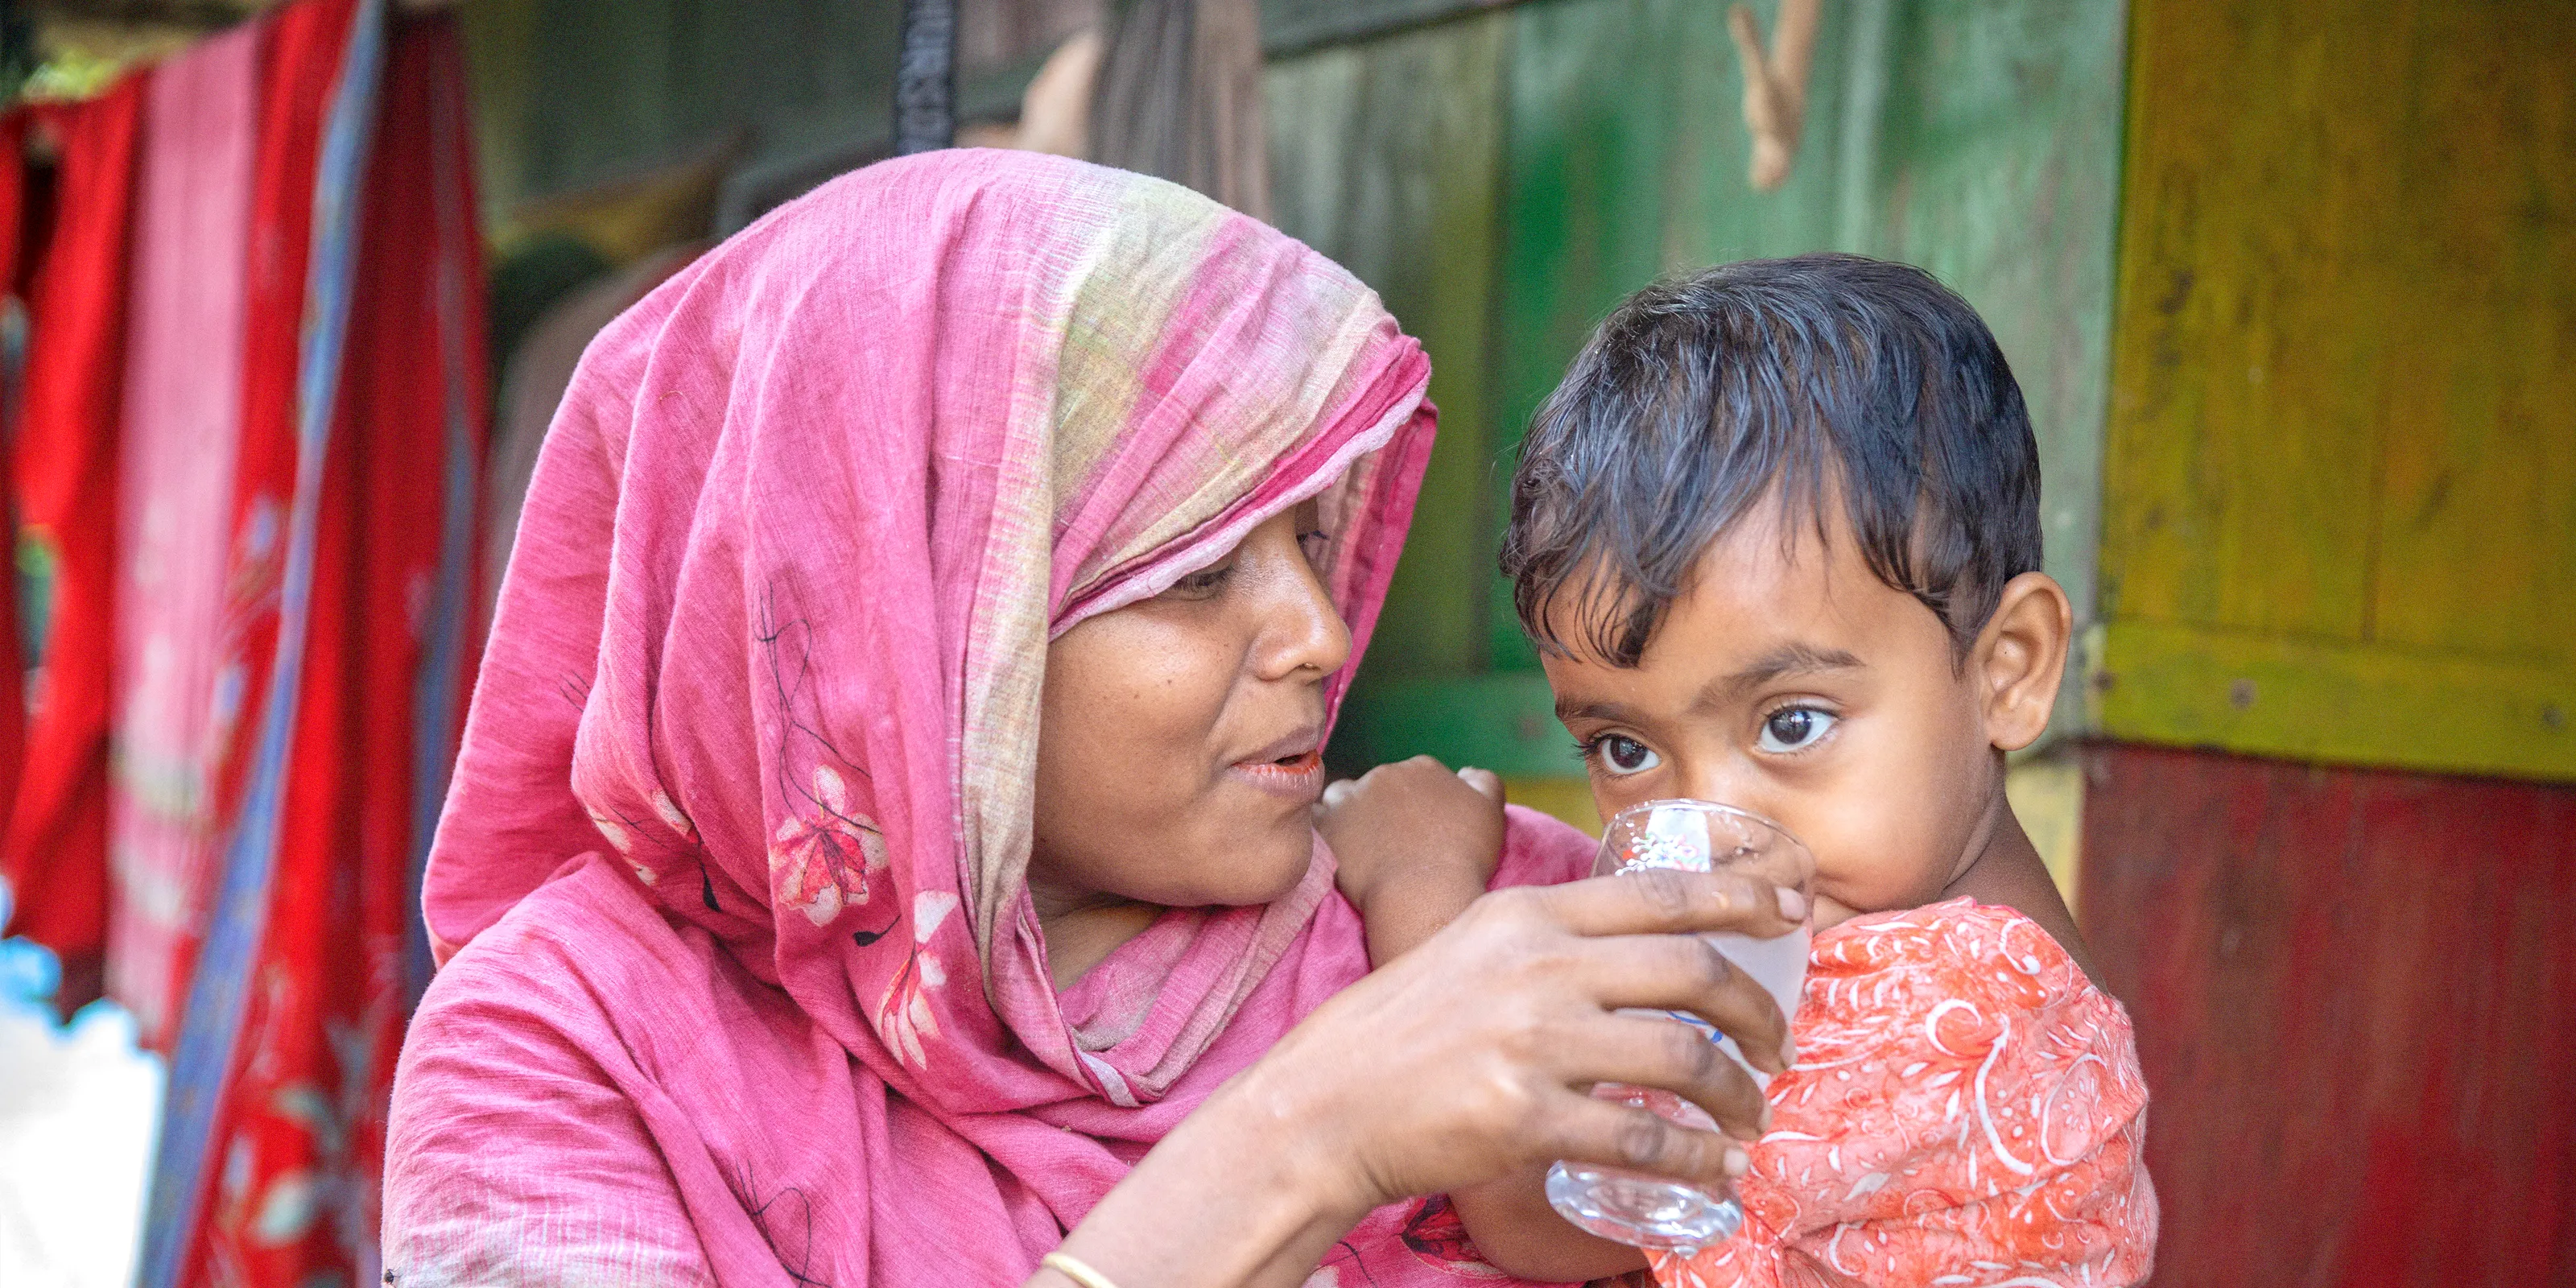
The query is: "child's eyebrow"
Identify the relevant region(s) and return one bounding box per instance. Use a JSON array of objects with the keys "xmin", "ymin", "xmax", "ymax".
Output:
[
  {"xmin": 1690, "ymin": 643, "xmax": 1865, "ymax": 710},
  {"xmin": 1554, "ymin": 697, "xmax": 1635, "ymax": 724},
  {"xmin": 1552, "ymin": 643, "xmax": 1864, "ymax": 726}
]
